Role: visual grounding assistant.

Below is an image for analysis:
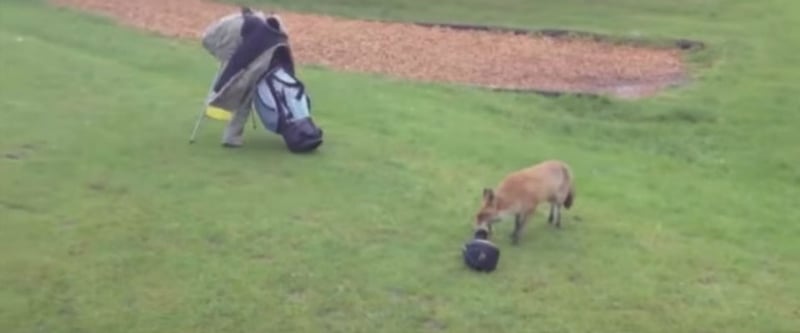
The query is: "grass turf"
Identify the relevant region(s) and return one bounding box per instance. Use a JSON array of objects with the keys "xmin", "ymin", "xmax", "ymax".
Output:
[{"xmin": 1, "ymin": 0, "xmax": 799, "ymax": 332}]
